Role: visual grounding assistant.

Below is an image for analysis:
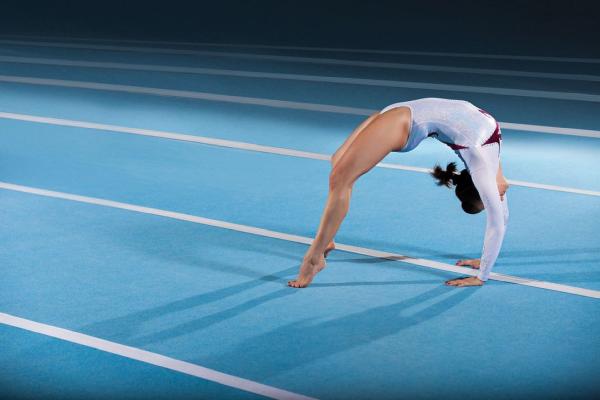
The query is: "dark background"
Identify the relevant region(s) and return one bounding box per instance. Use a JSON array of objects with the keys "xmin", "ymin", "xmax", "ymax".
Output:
[{"xmin": 0, "ymin": 0, "xmax": 598, "ymax": 56}]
